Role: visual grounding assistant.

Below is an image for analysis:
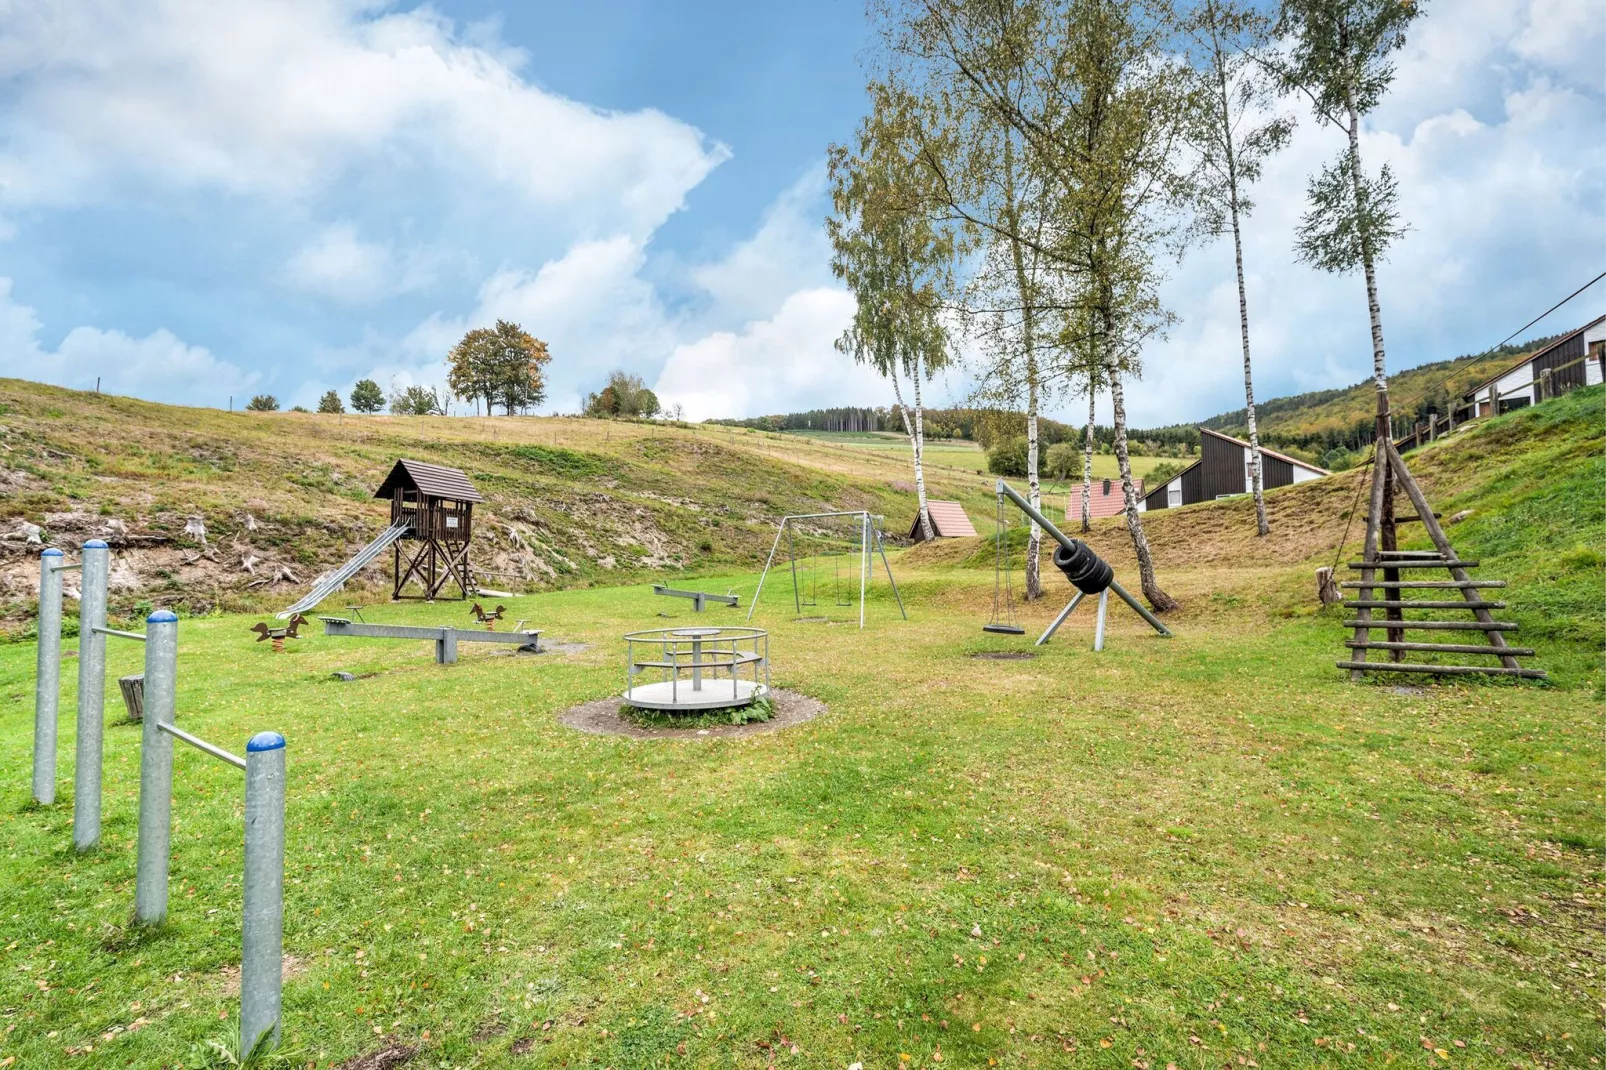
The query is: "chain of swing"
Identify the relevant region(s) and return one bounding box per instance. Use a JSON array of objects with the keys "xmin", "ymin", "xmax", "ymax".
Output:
[
  {"xmin": 788, "ymin": 527, "xmax": 858, "ymax": 612},
  {"xmin": 984, "ymin": 491, "xmax": 1026, "ymax": 635}
]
